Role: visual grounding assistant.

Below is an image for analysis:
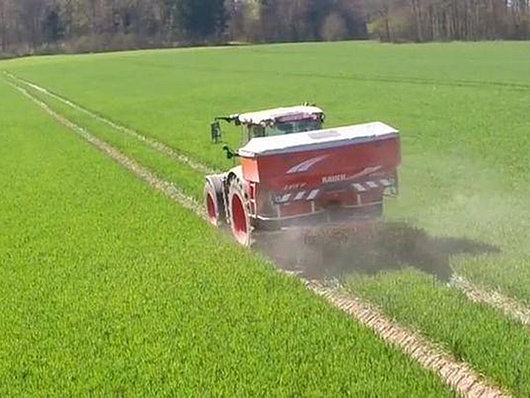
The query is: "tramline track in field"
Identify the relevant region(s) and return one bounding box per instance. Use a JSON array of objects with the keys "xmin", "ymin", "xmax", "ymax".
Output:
[
  {"xmin": 452, "ymin": 276, "xmax": 530, "ymax": 327},
  {"xmin": 309, "ymin": 281, "xmax": 508, "ymax": 398},
  {"xmin": 4, "ymin": 72, "xmax": 216, "ymax": 176},
  {"xmin": 6, "ymin": 79, "xmax": 205, "ymax": 219},
  {"xmin": 7, "ymin": 77, "xmax": 509, "ymax": 398}
]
